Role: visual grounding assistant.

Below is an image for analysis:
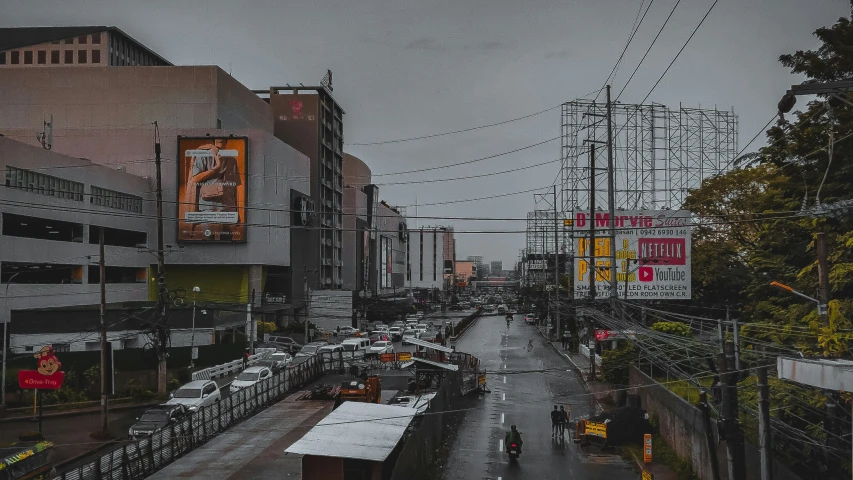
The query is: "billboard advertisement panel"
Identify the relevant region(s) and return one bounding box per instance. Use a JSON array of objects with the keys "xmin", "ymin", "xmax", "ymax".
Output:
[
  {"xmin": 177, "ymin": 137, "xmax": 248, "ymax": 243},
  {"xmin": 571, "ymin": 210, "xmax": 691, "ymax": 299}
]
